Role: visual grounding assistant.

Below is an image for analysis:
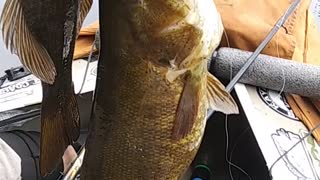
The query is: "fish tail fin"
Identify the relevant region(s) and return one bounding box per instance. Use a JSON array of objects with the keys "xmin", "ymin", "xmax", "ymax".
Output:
[{"xmin": 40, "ymin": 83, "xmax": 80, "ymax": 177}]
